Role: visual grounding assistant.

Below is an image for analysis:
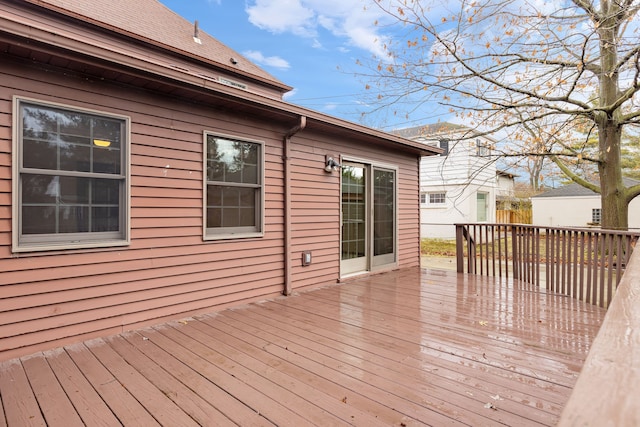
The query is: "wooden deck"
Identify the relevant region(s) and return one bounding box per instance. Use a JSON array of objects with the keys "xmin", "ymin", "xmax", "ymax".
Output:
[{"xmin": 0, "ymin": 268, "xmax": 606, "ymax": 426}]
